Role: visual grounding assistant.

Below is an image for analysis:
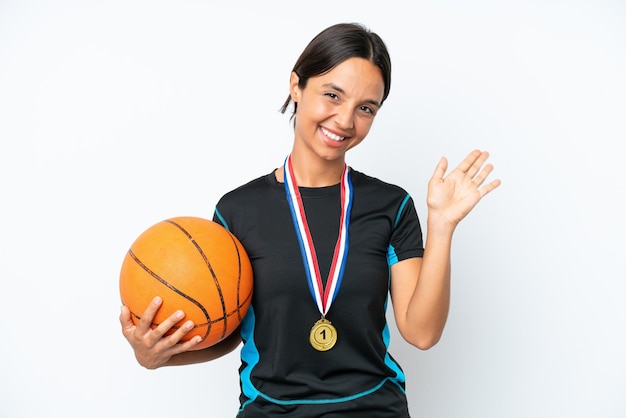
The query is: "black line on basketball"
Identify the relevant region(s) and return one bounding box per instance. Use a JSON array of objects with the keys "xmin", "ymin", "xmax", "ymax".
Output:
[
  {"xmin": 129, "ymin": 291, "xmax": 250, "ymax": 328},
  {"xmin": 165, "ymin": 219, "xmax": 229, "ymax": 340},
  {"xmin": 128, "ymin": 248, "xmax": 211, "ymax": 341}
]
